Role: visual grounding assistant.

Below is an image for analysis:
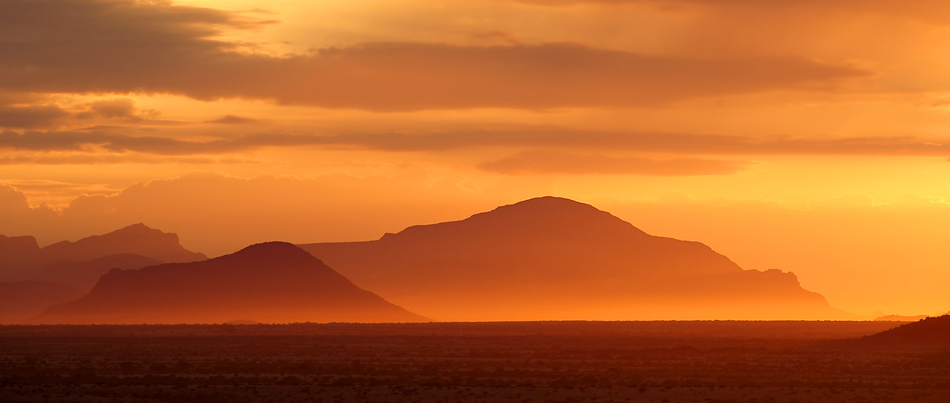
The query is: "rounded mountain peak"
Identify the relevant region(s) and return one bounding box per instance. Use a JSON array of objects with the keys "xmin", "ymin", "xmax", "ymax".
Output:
[
  {"xmin": 470, "ymin": 196, "xmax": 636, "ymax": 228},
  {"xmin": 383, "ymin": 196, "xmax": 646, "ymax": 243},
  {"xmin": 227, "ymin": 242, "xmax": 320, "ymax": 264},
  {"xmin": 492, "ymin": 196, "xmax": 601, "ymax": 214},
  {"xmin": 111, "ymin": 223, "xmax": 161, "ymax": 236}
]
